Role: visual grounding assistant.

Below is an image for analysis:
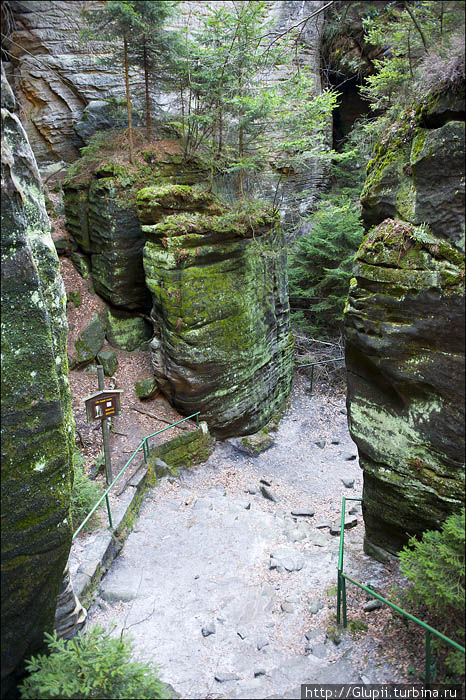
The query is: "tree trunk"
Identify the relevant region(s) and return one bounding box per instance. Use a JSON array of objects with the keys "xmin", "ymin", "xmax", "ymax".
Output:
[
  {"xmin": 124, "ymin": 34, "xmax": 134, "ymax": 164},
  {"xmin": 238, "ymin": 77, "xmax": 244, "ymax": 199},
  {"xmin": 403, "ymin": 1, "xmax": 428, "ymax": 51},
  {"xmin": 143, "ymin": 38, "xmax": 151, "ymax": 143}
]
